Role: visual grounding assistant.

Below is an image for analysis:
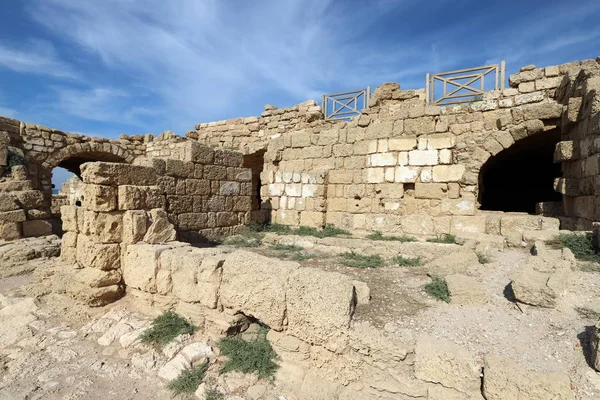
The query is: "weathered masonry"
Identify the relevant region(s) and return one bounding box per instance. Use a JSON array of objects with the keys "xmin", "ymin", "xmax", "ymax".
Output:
[{"xmin": 0, "ymin": 57, "xmax": 599, "ymax": 244}]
